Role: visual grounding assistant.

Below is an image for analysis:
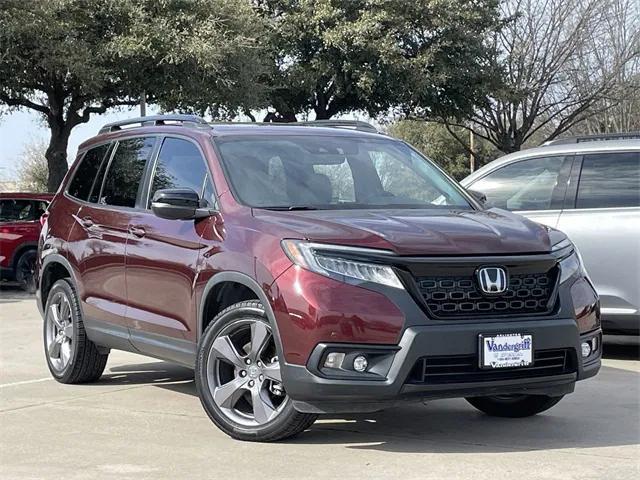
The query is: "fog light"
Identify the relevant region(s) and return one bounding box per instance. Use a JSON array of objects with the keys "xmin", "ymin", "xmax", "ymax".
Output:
[
  {"xmin": 581, "ymin": 342, "xmax": 592, "ymax": 358},
  {"xmin": 324, "ymin": 352, "xmax": 345, "ymax": 369},
  {"xmin": 353, "ymin": 355, "xmax": 368, "ymax": 372}
]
